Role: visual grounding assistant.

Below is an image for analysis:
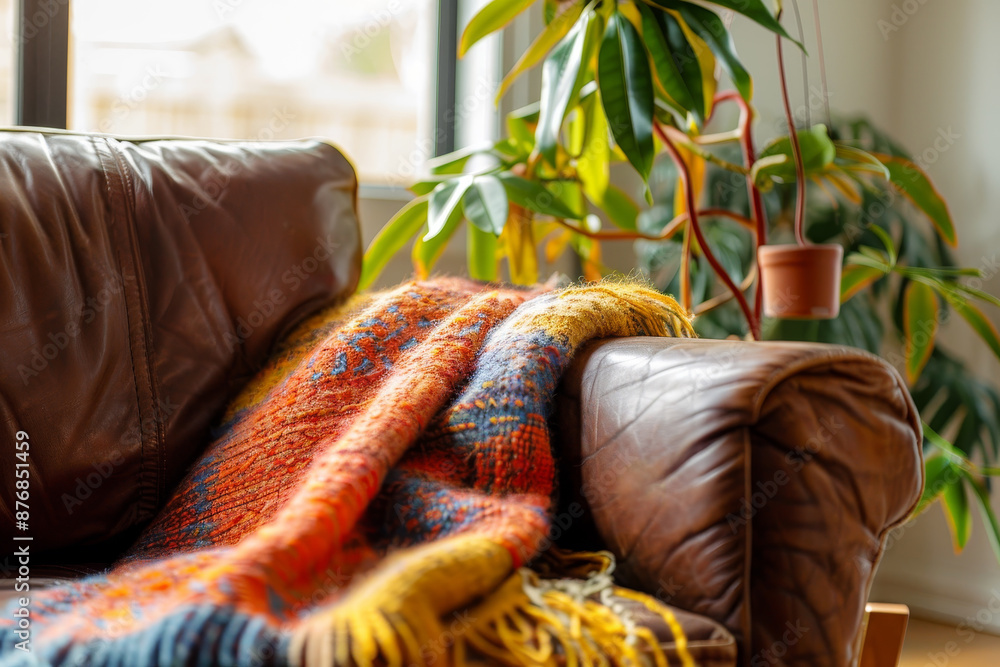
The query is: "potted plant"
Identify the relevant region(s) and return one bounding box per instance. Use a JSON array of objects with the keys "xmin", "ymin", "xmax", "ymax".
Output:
[
  {"xmin": 361, "ymin": 0, "xmax": 1000, "ymax": 562},
  {"xmin": 756, "ymin": 29, "xmax": 842, "ymax": 320}
]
